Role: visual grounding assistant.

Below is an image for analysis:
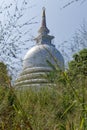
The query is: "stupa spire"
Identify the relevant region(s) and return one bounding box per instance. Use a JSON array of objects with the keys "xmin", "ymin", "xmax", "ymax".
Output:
[
  {"xmin": 41, "ymin": 7, "xmax": 46, "ymax": 27},
  {"xmin": 35, "ymin": 7, "xmax": 54, "ymax": 44},
  {"xmin": 38, "ymin": 7, "xmax": 49, "ymax": 34}
]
